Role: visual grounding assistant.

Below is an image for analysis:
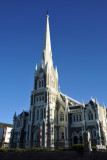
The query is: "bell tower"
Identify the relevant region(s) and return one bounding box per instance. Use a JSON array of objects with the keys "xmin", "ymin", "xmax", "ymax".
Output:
[{"xmin": 29, "ymin": 12, "xmax": 58, "ymax": 148}]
